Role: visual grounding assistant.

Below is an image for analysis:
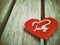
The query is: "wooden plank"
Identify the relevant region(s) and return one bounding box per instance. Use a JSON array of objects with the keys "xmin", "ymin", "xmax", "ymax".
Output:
[
  {"xmin": 0, "ymin": 0, "xmax": 16, "ymax": 37},
  {"xmin": 0, "ymin": 0, "xmax": 41, "ymax": 45},
  {"xmin": 45, "ymin": 0, "xmax": 60, "ymax": 45}
]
